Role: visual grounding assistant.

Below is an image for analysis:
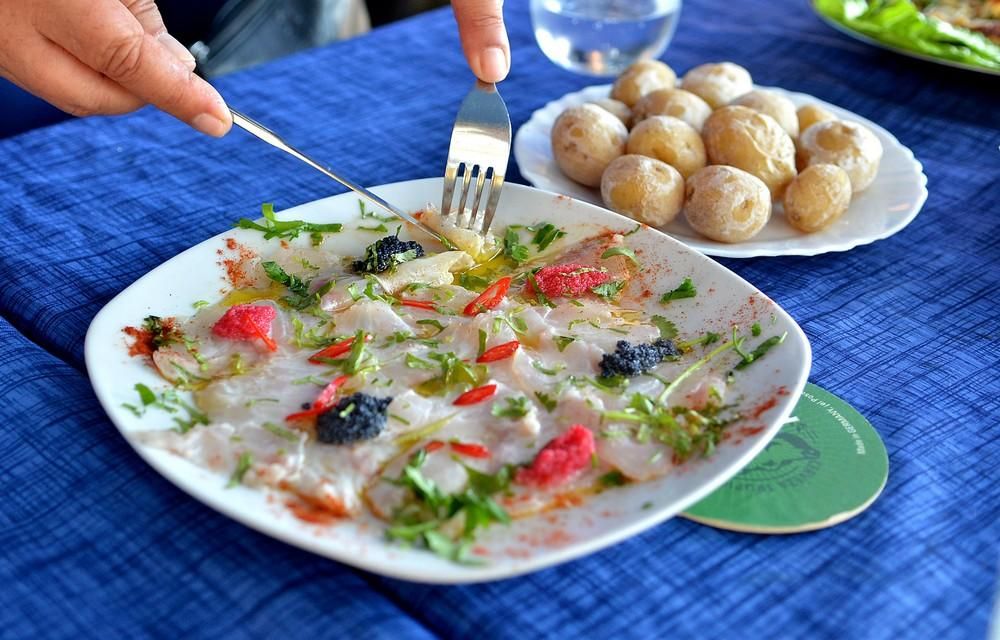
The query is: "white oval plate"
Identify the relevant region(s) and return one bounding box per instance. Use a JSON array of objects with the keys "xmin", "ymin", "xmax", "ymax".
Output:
[
  {"xmin": 514, "ymin": 84, "xmax": 928, "ymax": 258},
  {"xmin": 85, "ymin": 178, "xmax": 811, "ymax": 583}
]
